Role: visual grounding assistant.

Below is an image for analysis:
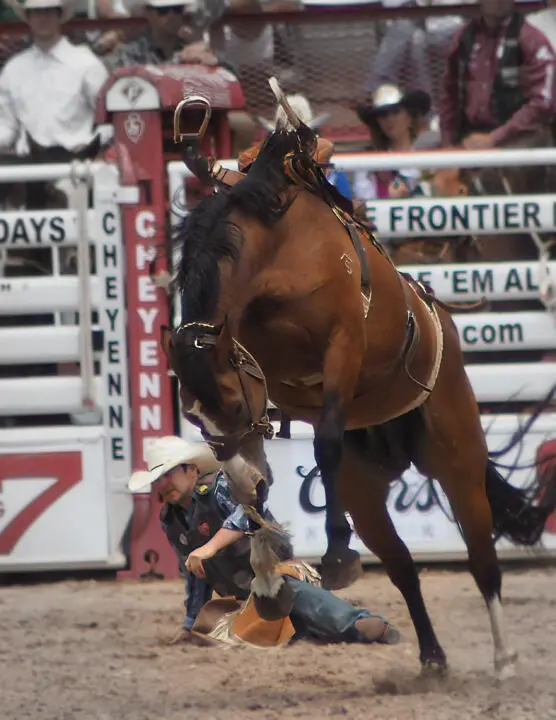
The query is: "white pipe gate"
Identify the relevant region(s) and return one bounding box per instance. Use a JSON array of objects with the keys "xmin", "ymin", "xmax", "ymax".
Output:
[
  {"xmin": 0, "ymin": 162, "xmax": 134, "ymax": 570},
  {"xmin": 2, "ymin": 145, "xmax": 556, "ymax": 573}
]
